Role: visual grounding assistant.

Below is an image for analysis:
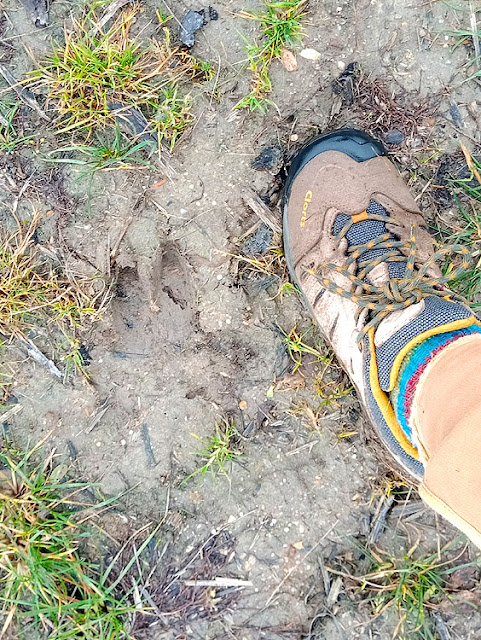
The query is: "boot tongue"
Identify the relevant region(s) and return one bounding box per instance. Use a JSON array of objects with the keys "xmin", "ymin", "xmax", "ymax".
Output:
[
  {"xmin": 332, "ymin": 201, "xmax": 407, "ymax": 281},
  {"xmin": 372, "ymin": 296, "xmax": 474, "ymax": 392}
]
